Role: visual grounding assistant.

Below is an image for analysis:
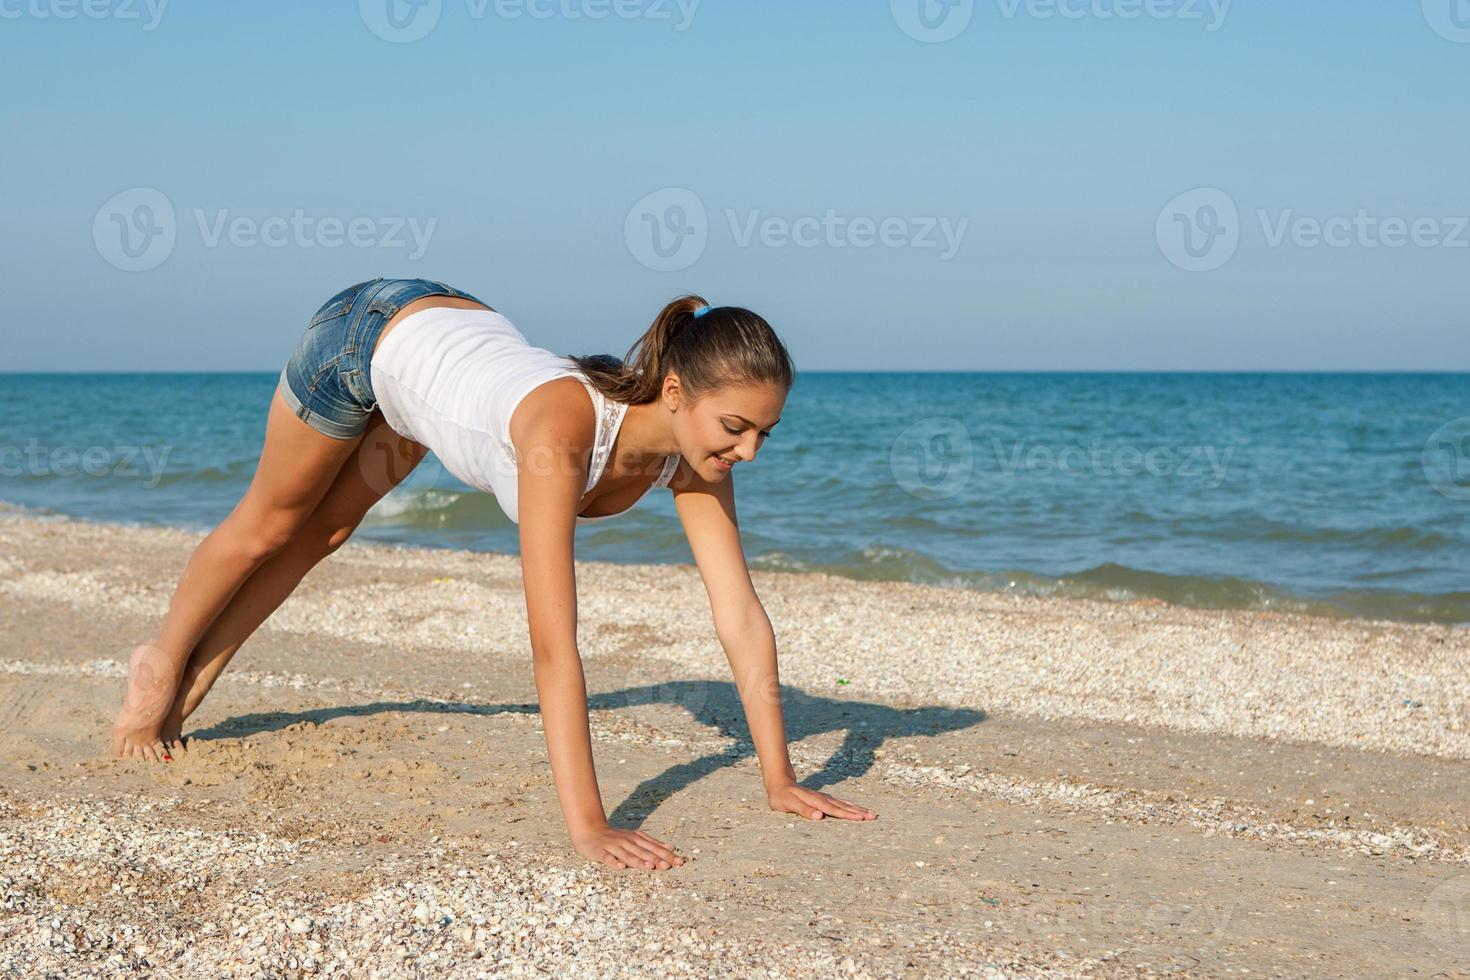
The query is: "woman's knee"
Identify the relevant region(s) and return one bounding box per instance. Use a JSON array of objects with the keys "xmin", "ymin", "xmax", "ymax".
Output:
[
  {"xmin": 223, "ymin": 511, "xmax": 305, "ymax": 564},
  {"xmin": 298, "ymin": 511, "xmax": 360, "ymax": 560},
  {"xmin": 320, "ymin": 521, "xmax": 359, "ymax": 556}
]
